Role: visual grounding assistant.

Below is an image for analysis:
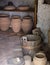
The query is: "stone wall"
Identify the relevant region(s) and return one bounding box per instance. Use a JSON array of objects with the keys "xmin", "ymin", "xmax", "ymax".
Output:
[
  {"xmin": 37, "ymin": 0, "xmax": 50, "ymax": 43},
  {"xmin": 0, "ymin": 0, "xmax": 35, "ymax": 8}
]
